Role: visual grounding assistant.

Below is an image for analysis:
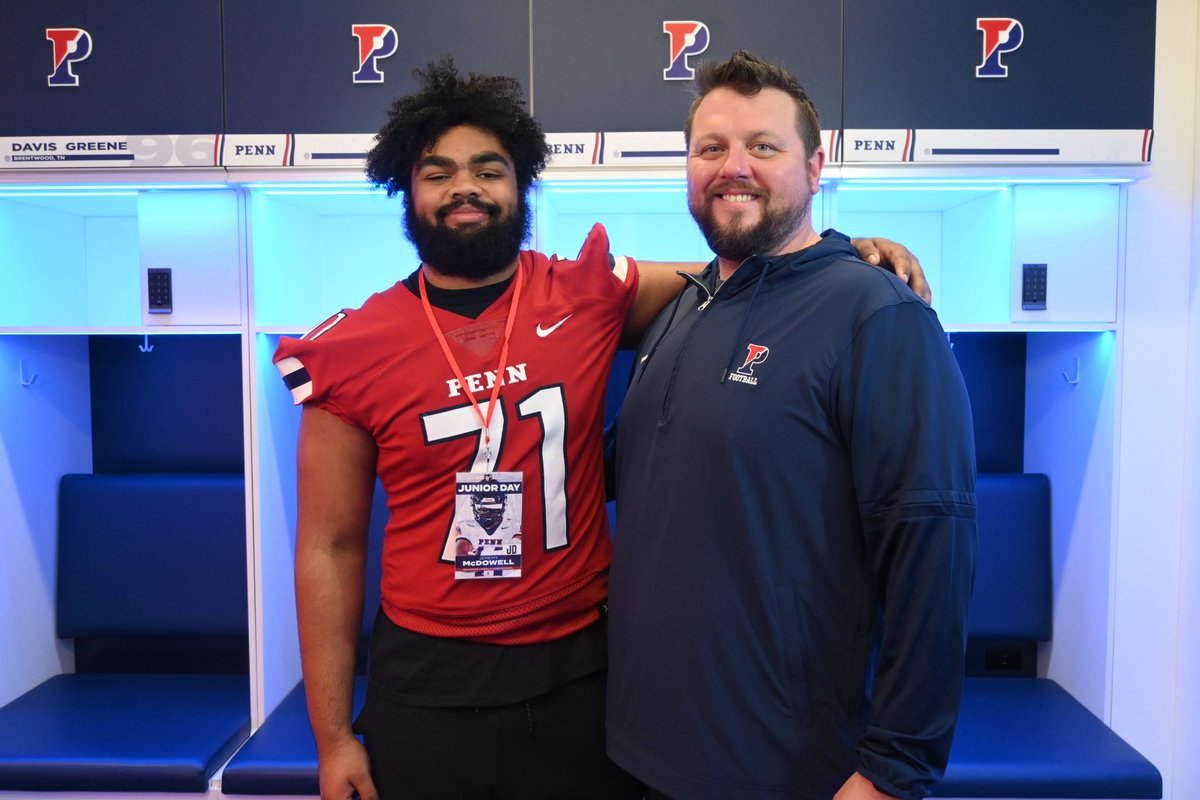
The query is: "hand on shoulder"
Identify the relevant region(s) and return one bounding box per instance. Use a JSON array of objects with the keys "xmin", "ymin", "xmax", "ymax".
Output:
[{"xmin": 849, "ymin": 236, "xmax": 931, "ymax": 303}]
